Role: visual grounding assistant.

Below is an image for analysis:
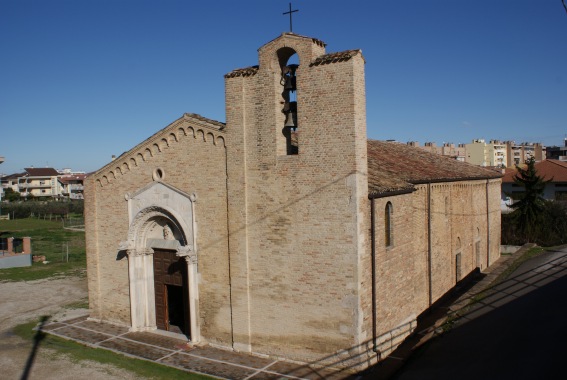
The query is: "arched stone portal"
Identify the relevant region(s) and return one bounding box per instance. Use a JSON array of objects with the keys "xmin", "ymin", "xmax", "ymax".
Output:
[{"xmin": 118, "ymin": 181, "xmax": 200, "ymax": 342}]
